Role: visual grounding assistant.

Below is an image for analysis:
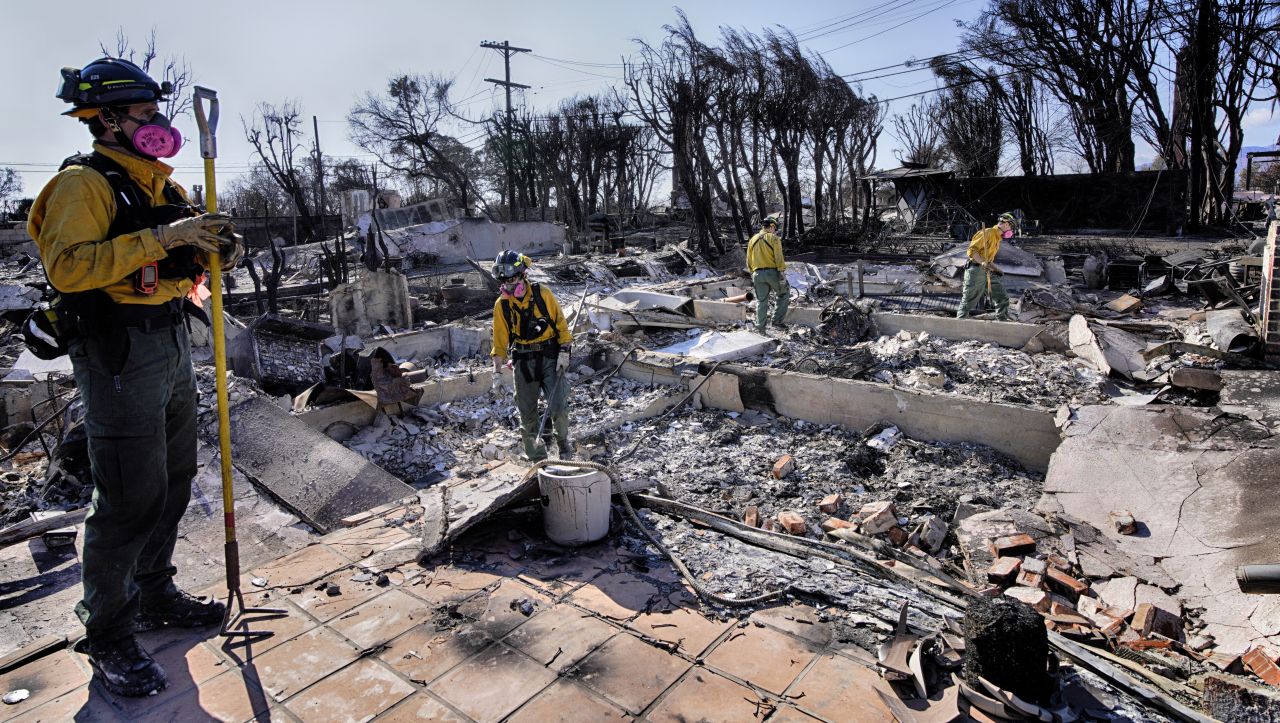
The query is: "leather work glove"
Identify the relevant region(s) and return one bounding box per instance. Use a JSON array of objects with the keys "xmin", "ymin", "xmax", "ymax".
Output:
[
  {"xmin": 216, "ymin": 231, "xmax": 245, "ymax": 271},
  {"xmin": 155, "ymin": 213, "xmax": 232, "ymax": 255},
  {"xmin": 556, "ymin": 348, "xmax": 571, "ymax": 374}
]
